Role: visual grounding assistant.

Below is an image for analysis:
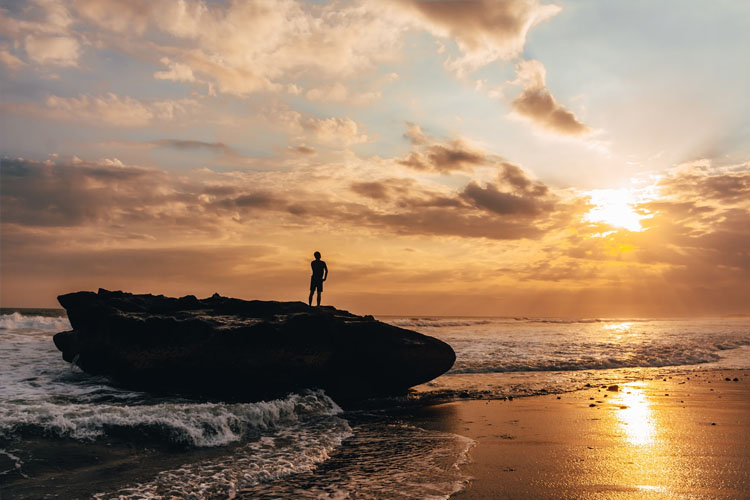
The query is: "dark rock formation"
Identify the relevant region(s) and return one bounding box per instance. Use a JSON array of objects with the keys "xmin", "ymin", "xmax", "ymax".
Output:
[{"xmin": 53, "ymin": 289, "xmax": 455, "ymax": 401}]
